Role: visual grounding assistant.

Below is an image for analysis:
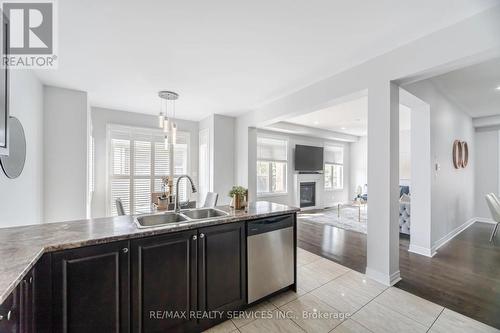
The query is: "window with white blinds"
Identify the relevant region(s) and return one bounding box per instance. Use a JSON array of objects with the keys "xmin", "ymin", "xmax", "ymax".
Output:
[
  {"xmin": 324, "ymin": 146, "xmax": 343, "ymax": 190},
  {"xmin": 257, "ymin": 136, "xmax": 288, "ymax": 195},
  {"xmin": 108, "ymin": 125, "xmax": 190, "ymax": 216}
]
